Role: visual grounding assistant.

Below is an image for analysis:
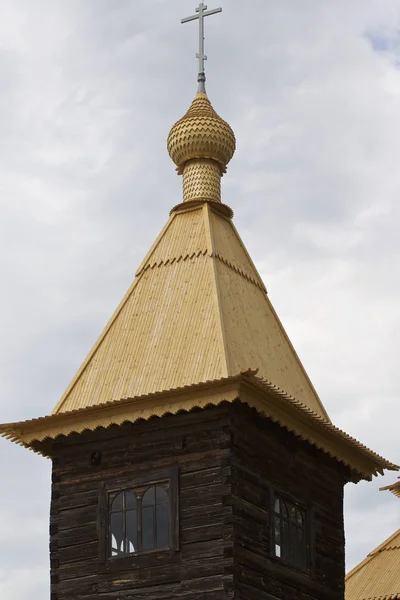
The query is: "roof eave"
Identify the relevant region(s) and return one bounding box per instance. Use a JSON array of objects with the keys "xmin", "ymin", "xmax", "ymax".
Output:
[
  {"xmin": 0, "ymin": 372, "xmax": 397, "ymax": 481},
  {"xmin": 380, "ymin": 479, "xmax": 400, "ymax": 499}
]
